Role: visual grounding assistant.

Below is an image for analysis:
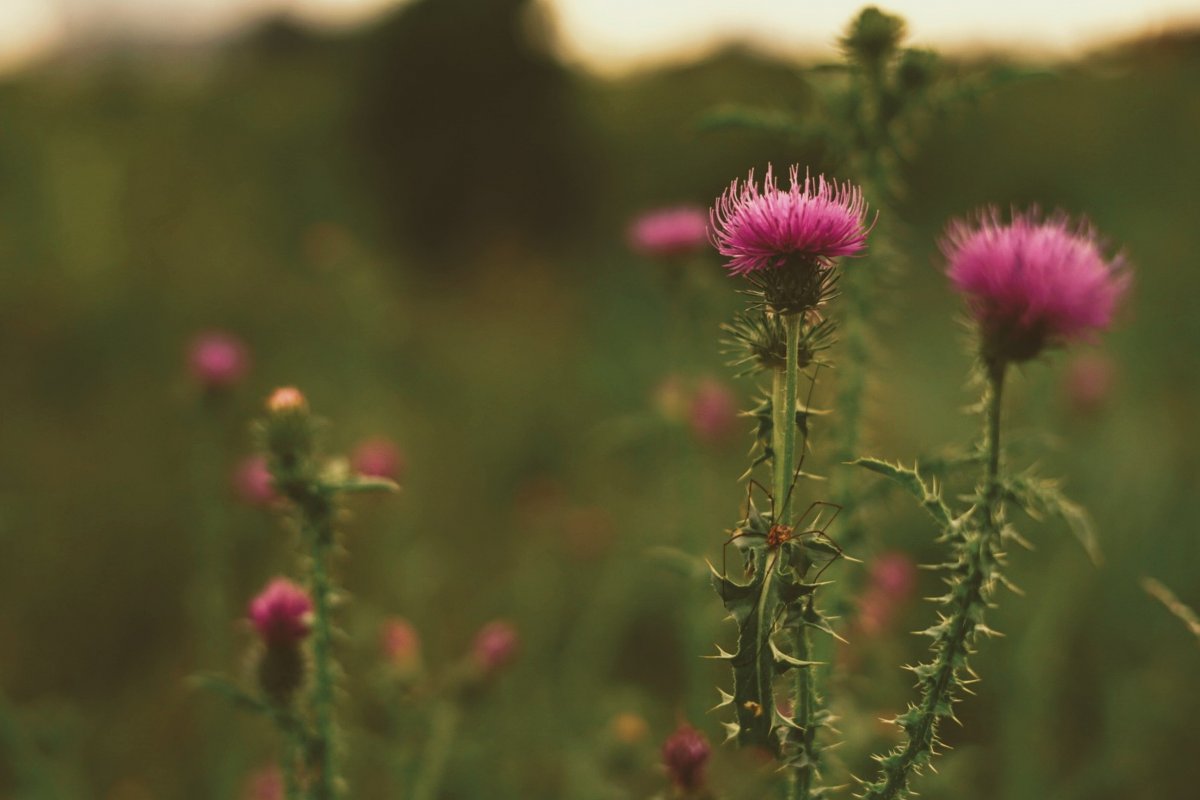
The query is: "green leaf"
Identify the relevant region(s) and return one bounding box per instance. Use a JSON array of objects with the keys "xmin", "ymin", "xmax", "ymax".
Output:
[{"xmin": 1002, "ymin": 474, "xmax": 1102, "ymax": 564}]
